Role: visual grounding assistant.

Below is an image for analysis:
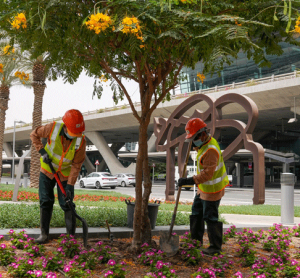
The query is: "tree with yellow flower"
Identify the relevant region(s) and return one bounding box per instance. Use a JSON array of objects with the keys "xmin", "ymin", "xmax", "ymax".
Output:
[{"xmin": 2, "ymin": 0, "xmax": 300, "ymax": 251}]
